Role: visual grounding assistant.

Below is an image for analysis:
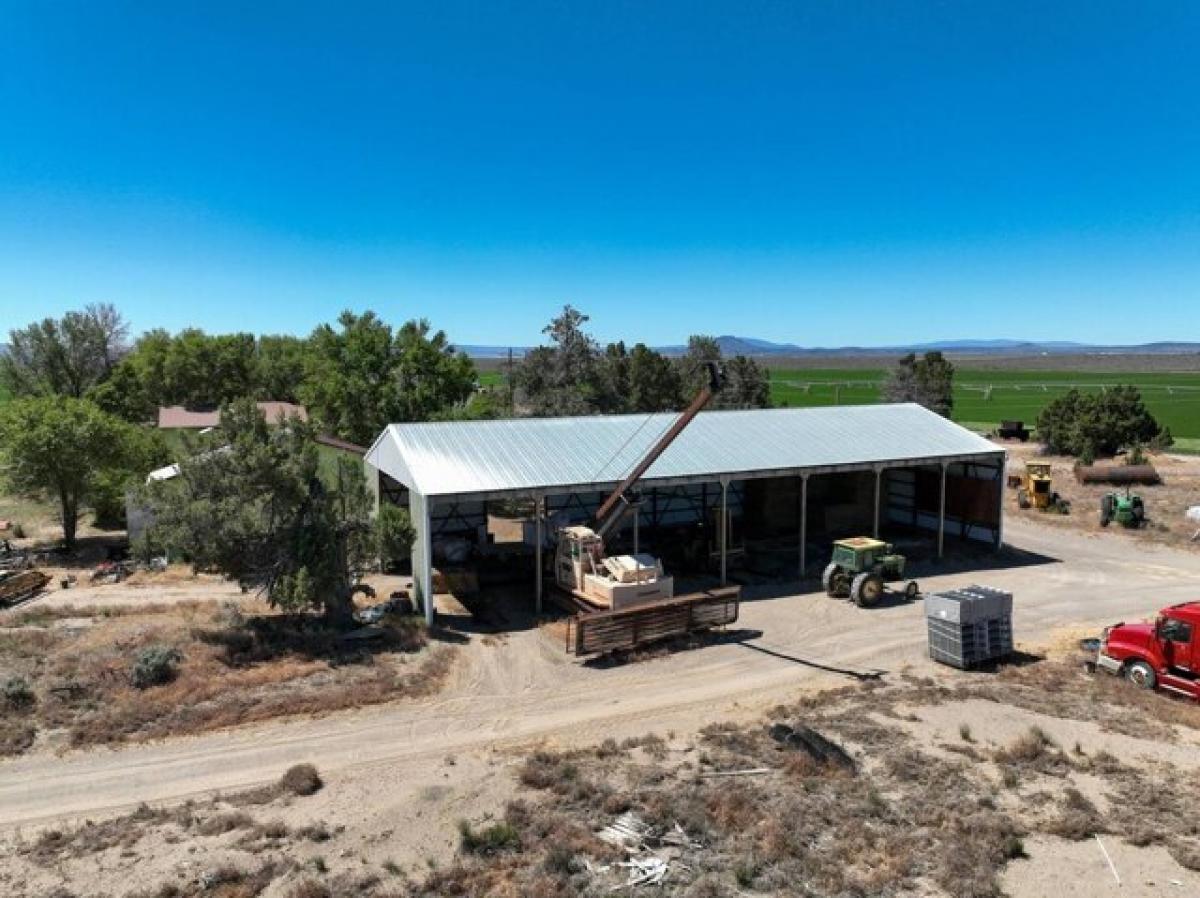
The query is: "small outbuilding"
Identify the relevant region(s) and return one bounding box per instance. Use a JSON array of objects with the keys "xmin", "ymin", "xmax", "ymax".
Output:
[{"xmin": 365, "ymin": 403, "xmax": 1006, "ymax": 625}]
